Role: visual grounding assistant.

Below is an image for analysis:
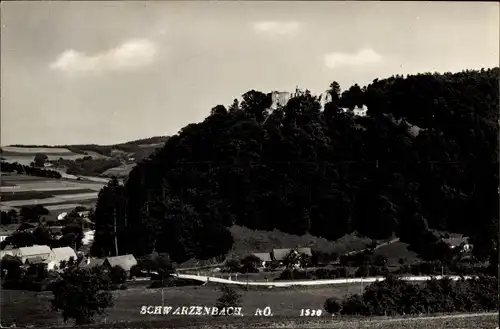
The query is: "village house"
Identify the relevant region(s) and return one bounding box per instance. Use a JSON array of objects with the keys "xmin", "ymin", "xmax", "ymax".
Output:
[
  {"xmin": 16, "ymin": 245, "xmax": 52, "ymax": 263},
  {"xmin": 271, "ymin": 247, "xmax": 312, "ymax": 267},
  {"xmin": 441, "ymin": 235, "xmax": 473, "ymax": 252},
  {"xmin": 251, "ymin": 252, "xmax": 272, "ymax": 268},
  {"xmin": 103, "ymin": 254, "xmax": 138, "ymax": 274},
  {"xmin": 49, "ymin": 246, "xmax": 78, "ymax": 270}
]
